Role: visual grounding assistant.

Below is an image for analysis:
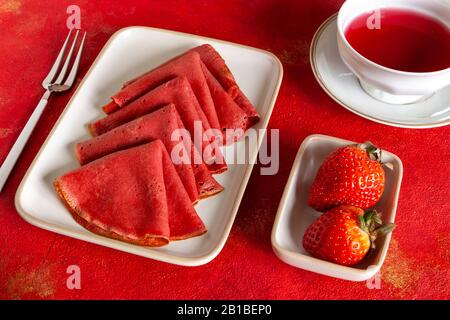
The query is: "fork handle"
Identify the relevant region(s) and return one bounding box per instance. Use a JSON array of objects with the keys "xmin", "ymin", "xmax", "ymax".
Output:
[{"xmin": 0, "ymin": 90, "xmax": 51, "ymax": 192}]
